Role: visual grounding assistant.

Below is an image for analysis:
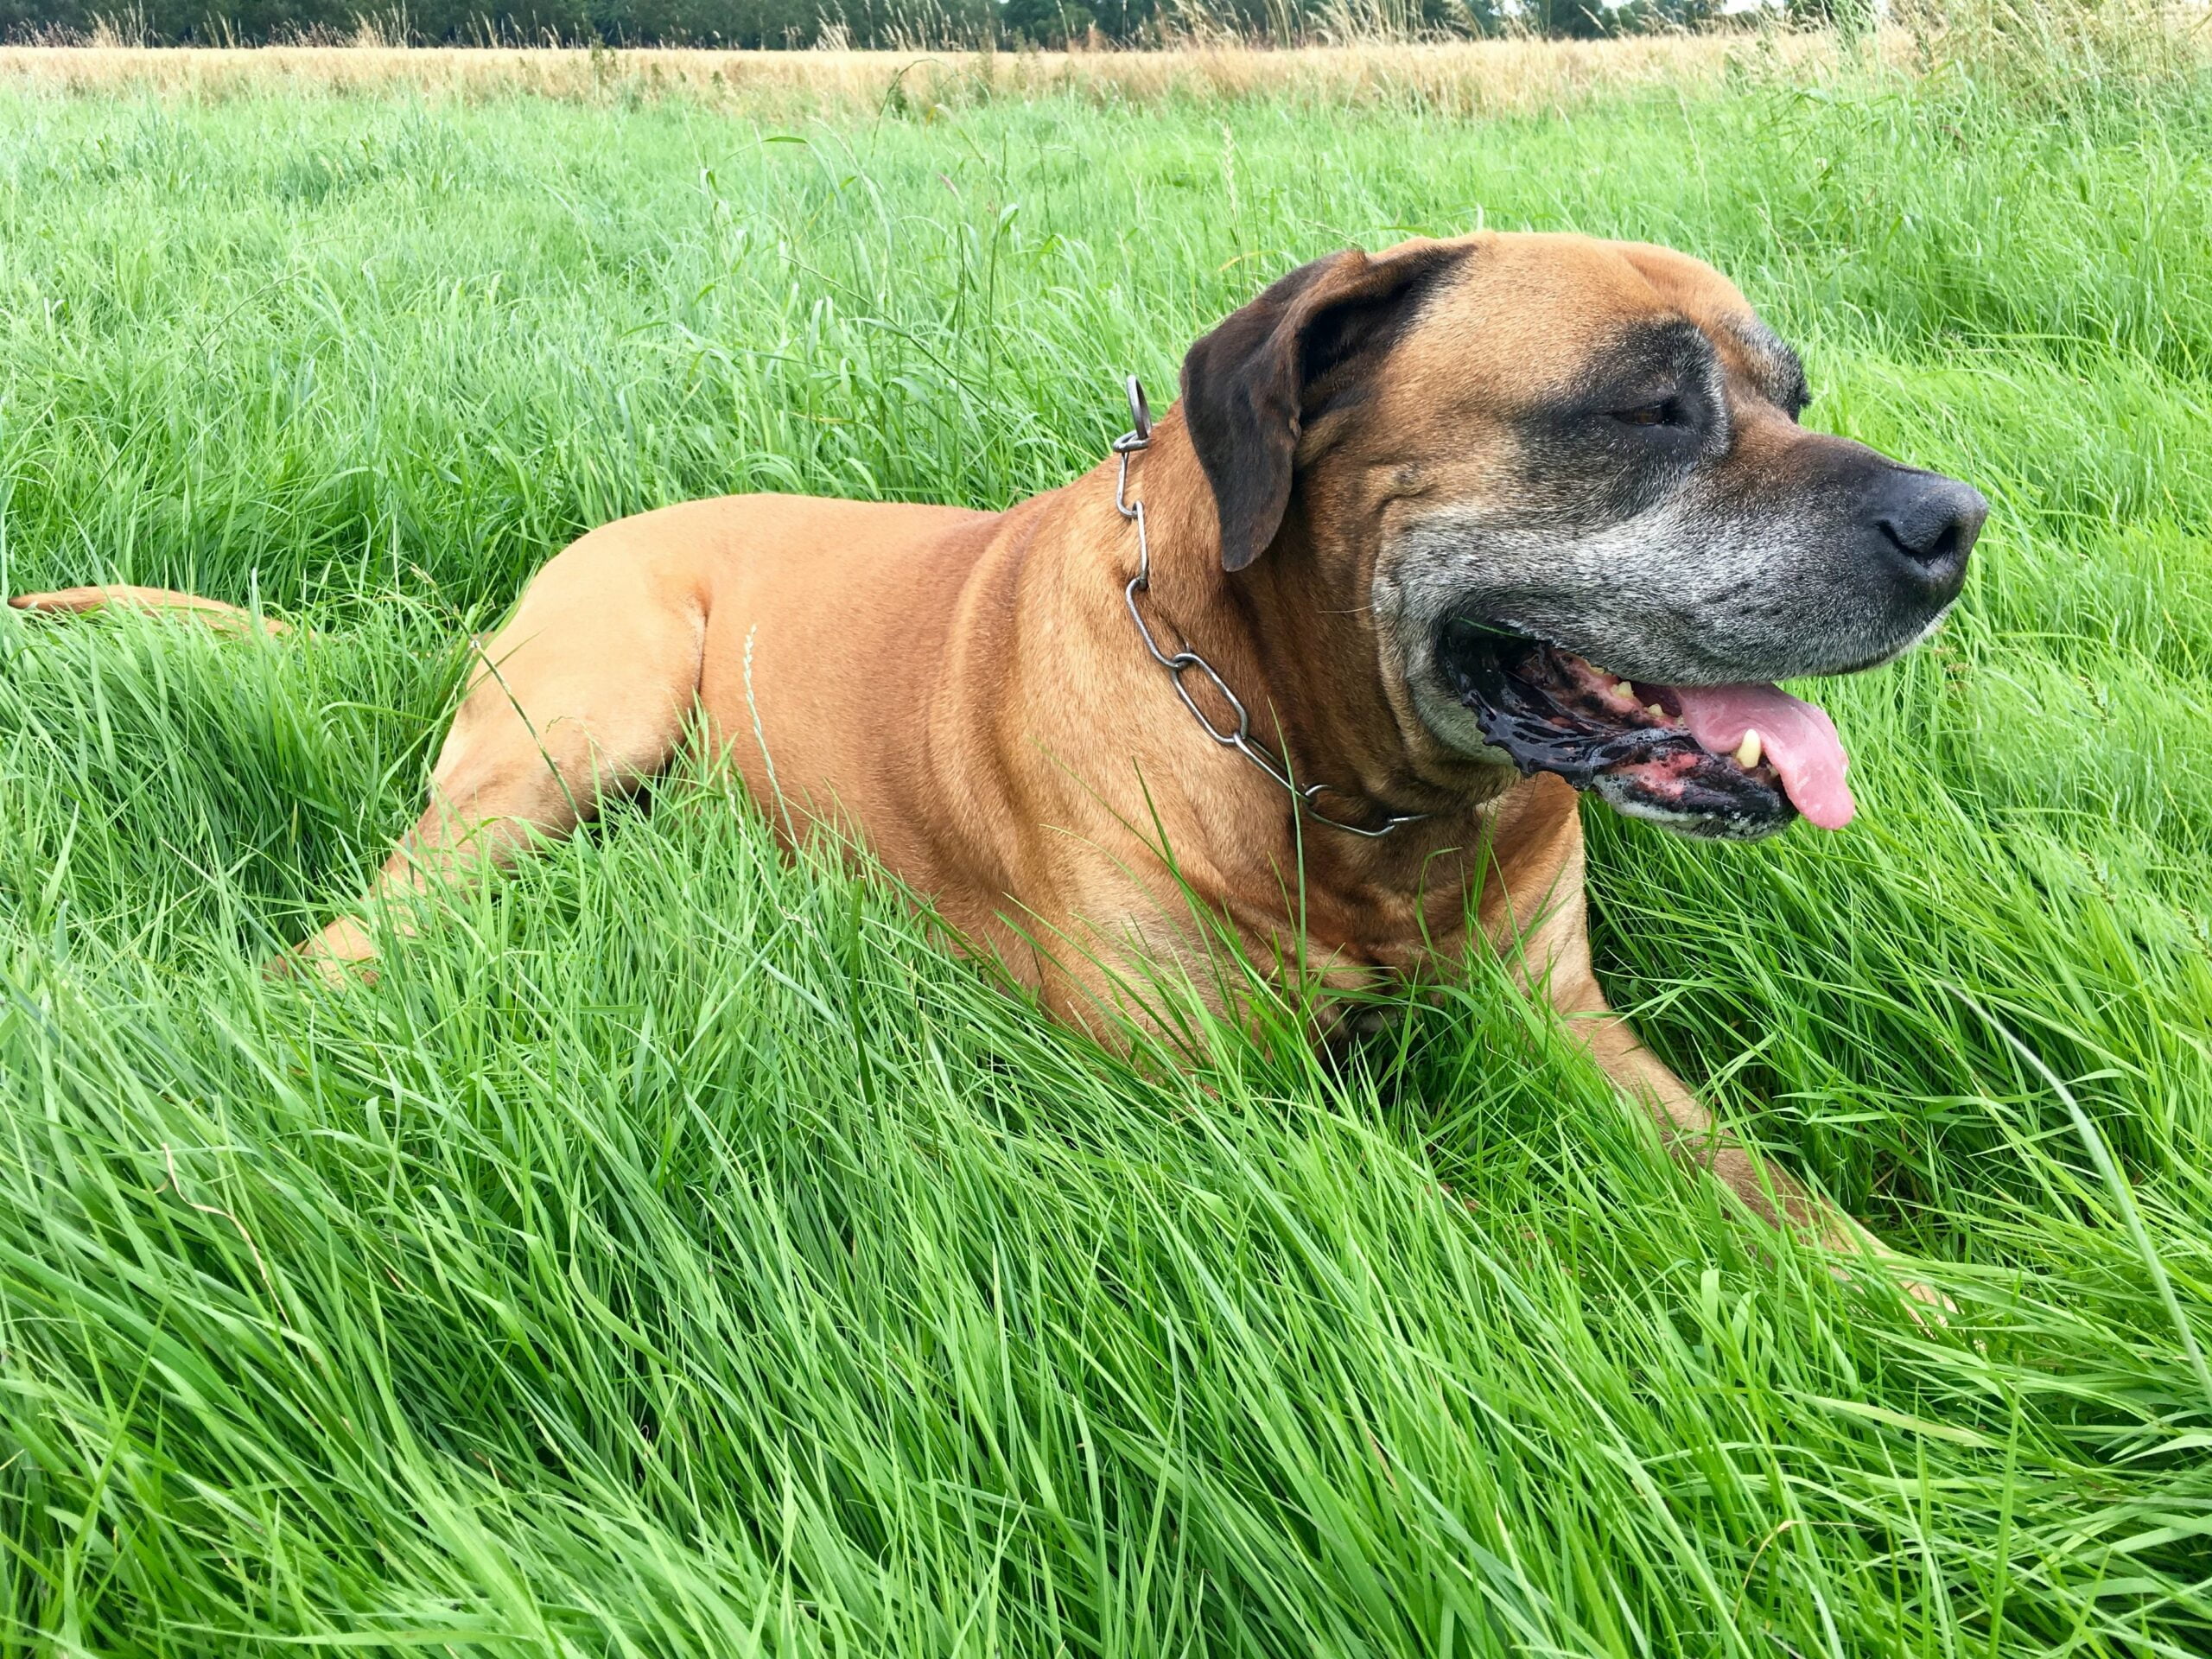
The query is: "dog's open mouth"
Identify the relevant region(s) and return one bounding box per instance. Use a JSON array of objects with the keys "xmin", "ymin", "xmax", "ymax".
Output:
[{"xmin": 1437, "ymin": 621, "xmax": 1856, "ymax": 841}]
